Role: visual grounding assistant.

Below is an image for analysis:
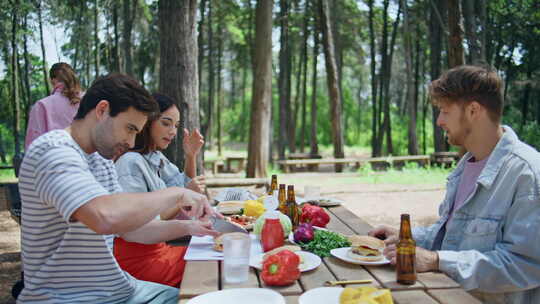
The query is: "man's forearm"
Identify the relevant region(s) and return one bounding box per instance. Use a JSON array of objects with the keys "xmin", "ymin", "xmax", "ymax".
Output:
[
  {"xmin": 120, "ymin": 219, "xmax": 192, "ymax": 244},
  {"xmin": 73, "ymin": 187, "xmax": 185, "ymax": 235}
]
